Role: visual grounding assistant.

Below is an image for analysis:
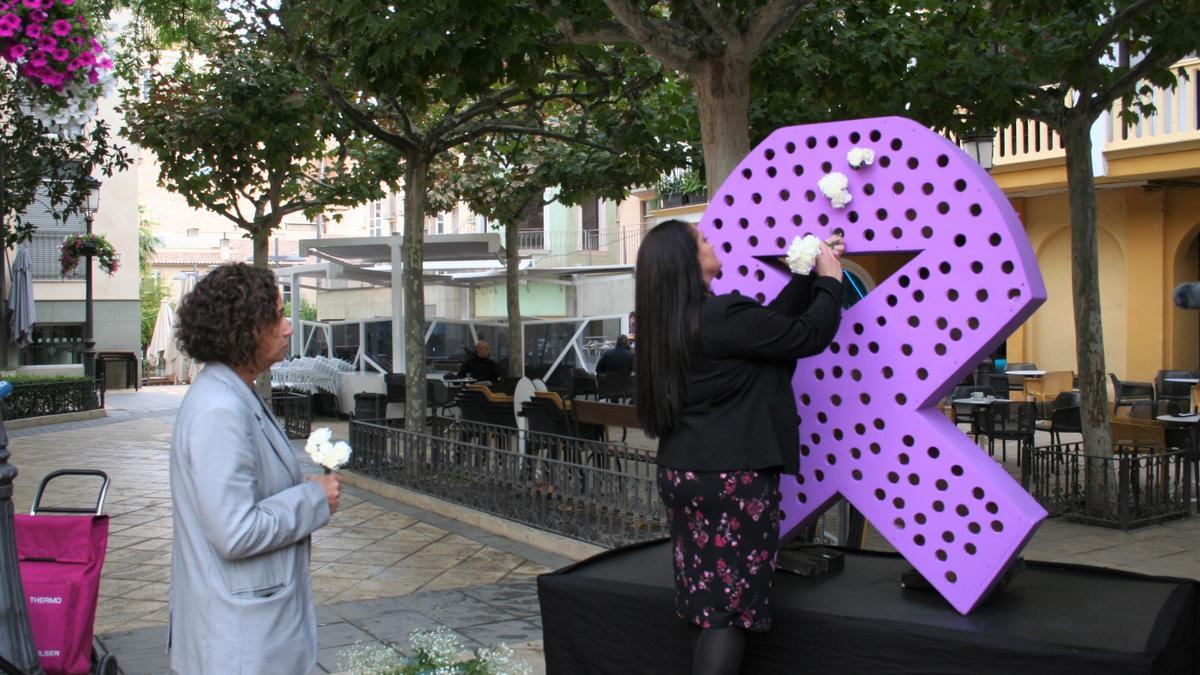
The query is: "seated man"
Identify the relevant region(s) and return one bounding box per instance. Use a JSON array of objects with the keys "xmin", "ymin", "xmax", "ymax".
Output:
[
  {"xmin": 456, "ymin": 340, "xmax": 502, "ymax": 383},
  {"xmin": 595, "ymin": 335, "xmax": 634, "ymax": 376}
]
